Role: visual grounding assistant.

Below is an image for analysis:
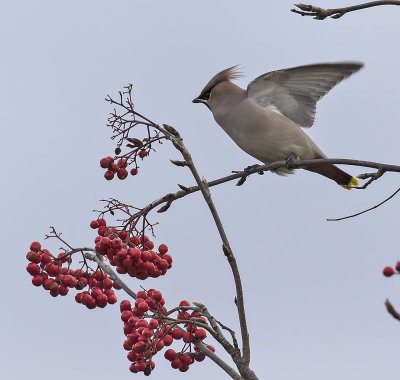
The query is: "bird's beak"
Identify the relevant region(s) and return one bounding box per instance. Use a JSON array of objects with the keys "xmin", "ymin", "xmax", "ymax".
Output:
[{"xmin": 192, "ymin": 98, "xmax": 203, "ymax": 104}]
